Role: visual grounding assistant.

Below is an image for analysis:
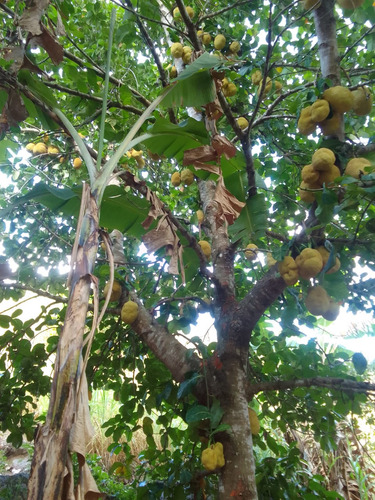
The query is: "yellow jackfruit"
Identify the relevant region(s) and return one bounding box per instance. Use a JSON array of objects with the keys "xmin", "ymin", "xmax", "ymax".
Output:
[
  {"xmin": 103, "ymin": 280, "xmax": 122, "ymax": 302},
  {"xmin": 311, "ymin": 148, "xmax": 335, "ymax": 171},
  {"xmin": 298, "ymin": 106, "xmax": 316, "ymax": 136},
  {"xmin": 301, "ymin": 164, "xmax": 320, "ymax": 184},
  {"xmin": 198, "ymin": 240, "xmax": 211, "ymax": 259},
  {"xmin": 214, "ymin": 34, "xmax": 226, "ymax": 50},
  {"xmin": 251, "ymin": 70, "xmax": 262, "ymax": 85},
  {"xmin": 344, "ymin": 157, "xmax": 372, "ymax": 179},
  {"xmin": 223, "ymin": 82, "xmax": 237, "ymax": 97},
  {"xmin": 182, "ymin": 48, "xmax": 192, "ymax": 64},
  {"xmin": 305, "ymin": 285, "xmax": 330, "ymax": 316},
  {"xmin": 196, "ymin": 210, "xmax": 204, "ymax": 224},
  {"xmin": 318, "ymin": 112, "xmax": 342, "ymax": 136},
  {"xmin": 202, "ymin": 33, "xmax": 211, "ymax": 45},
  {"xmin": 266, "ymin": 252, "xmax": 277, "ymax": 267},
  {"xmin": 311, "ymin": 99, "xmax": 330, "ymax": 123},
  {"xmin": 181, "ymin": 168, "xmax": 194, "ymax": 185},
  {"xmin": 295, "ymin": 248, "xmax": 323, "ymax": 280},
  {"xmin": 33, "ymin": 142, "xmax": 48, "ymax": 154},
  {"xmin": 237, "ymin": 117, "xmax": 249, "ymax": 130},
  {"xmin": 171, "ymin": 172, "xmax": 181, "ymax": 186},
  {"xmin": 201, "ymin": 442, "xmax": 225, "ymax": 471},
  {"xmin": 245, "ymin": 243, "xmax": 258, "ymax": 261},
  {"xmin": 299, "ymin": 180, "xmax": 320, "ymax": 203},
  {"xmin": 323, "ymin": 86, "xmax": 354, "ymax": 113},
  {"xmin": 213, "ymin": 442, "xmax": 225, "ymax": 467},
  {"xmin": 248, "ymin": 408, "xmax": 260, "ymax": 435},
  {"xmin": 319, "ymin": 164, "xmax": 340, "ymax": 185},
  {"xmin": 121, "ymin": 300, "xmax": 139, "ymax": 324},
  {"xmin": 316, "ymin": 246, "xmax": 340, "ymax": 274},
  {"xmin": 47, "ymin": 146, "xmax": 60, "ymax": 154},
  {"xmin": 257, "ymin": 77, "xmax": 272, "ymax": 97},
  {"xmin": 278, "ymin": 256, "xmax": 299, "ymax": 286},
  {"xmin": 73, "ymin": 157, "xmax": 82, "ymax": 169},
  {"xmin": 229, "ymin": 41, "xmax": 241, "ymax": 53},
  {"xmin": 170, "ymin": 66, "xmax": 177, "ymax": 78},
  {"xmin": 26, "ymin": 143, "xmax": 35, "ymax": 152},
  {"xmin": 171, "ymin": 42, "xmax": 184, "ymax": 58},
  {"xmin": 186, "ymin": 6, "xmax": 195, "ymax": 18},
  {"xmin": 351, "ymin": 86, "xmax": 372, "ymax": 116}
]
